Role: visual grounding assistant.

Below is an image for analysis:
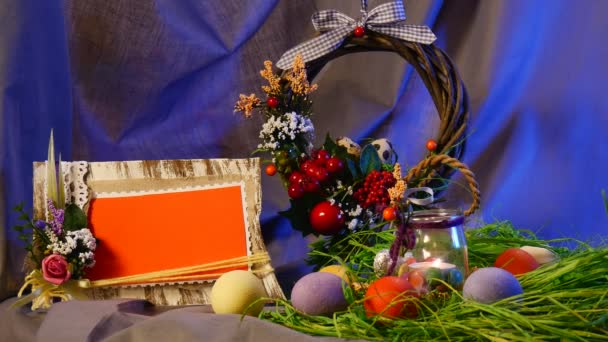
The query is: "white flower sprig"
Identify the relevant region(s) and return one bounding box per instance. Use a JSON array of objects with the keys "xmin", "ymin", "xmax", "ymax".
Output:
[
  {"xmin": 258, "ymin": 112, "xmax": 315, "ymax": 151},
  {"xmin": 46, "ymin": 227, "xmax": 97, "ymax": 267}
]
